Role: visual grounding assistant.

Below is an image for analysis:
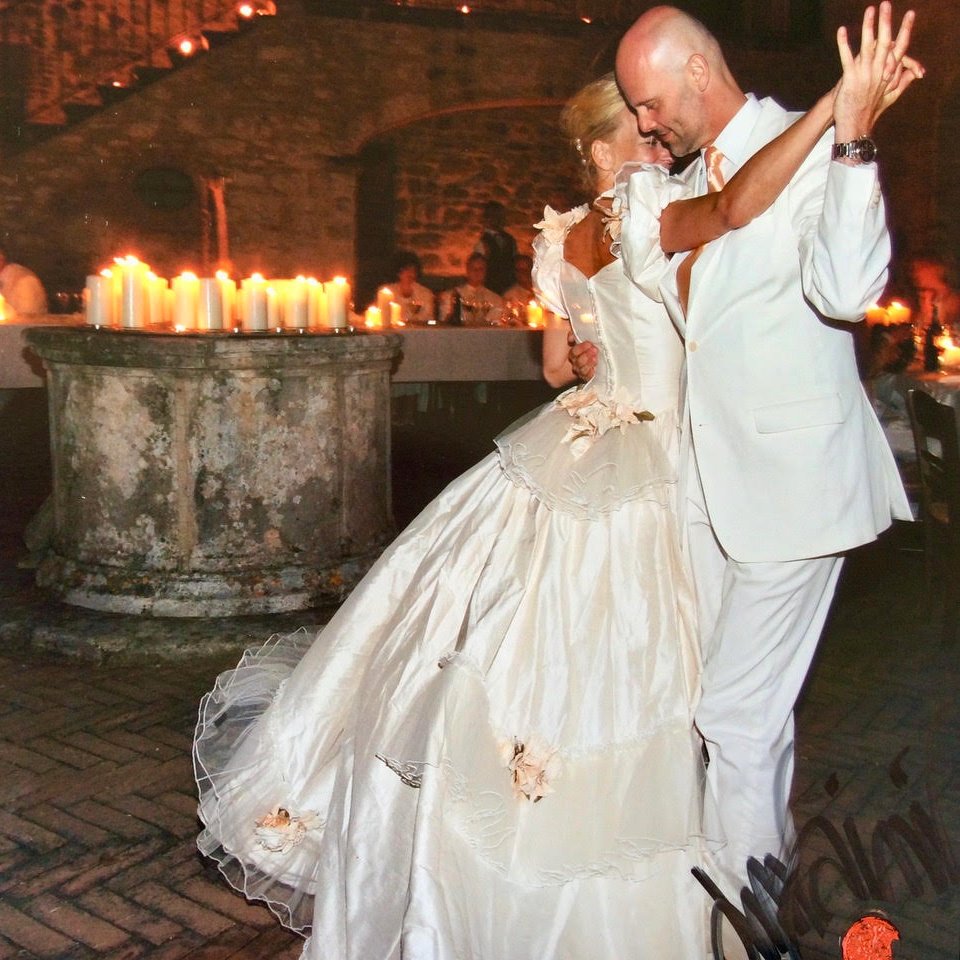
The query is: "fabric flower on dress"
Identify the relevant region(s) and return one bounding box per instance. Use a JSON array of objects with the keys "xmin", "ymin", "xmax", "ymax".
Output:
[
  {"xmin": 556, "ymin": 387, "xmax": 655, "ymax": 459},
  {"xmin": 253, "ymin": 806, "xmax": 322, "ymax": 853},
  {"xmin": 534, "ymin": 204, "xmax": 589, "ymax": 246},
  {"xmin": 594, "ymin": 193, "xmax": 622, "ymax": 247},
  {"xmin": 499, "ymin": 735, "xmax": 562, "ymax": 803}
]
